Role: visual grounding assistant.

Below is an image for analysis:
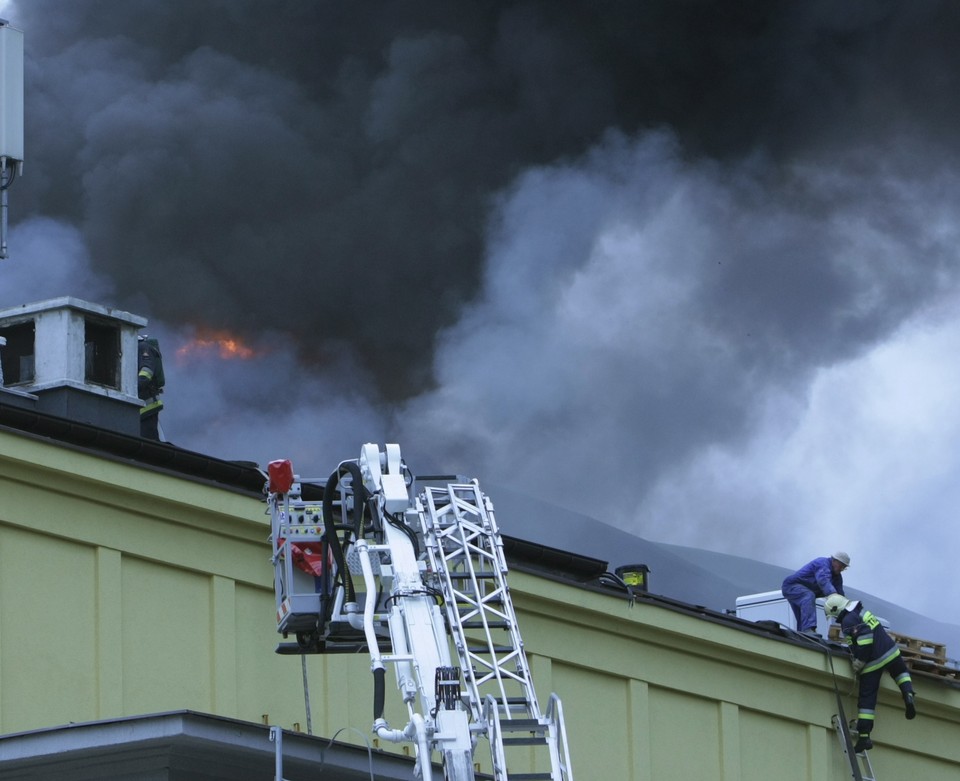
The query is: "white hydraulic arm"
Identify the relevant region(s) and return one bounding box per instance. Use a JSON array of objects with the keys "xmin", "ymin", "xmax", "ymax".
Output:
[{"xmin": 267, "ymin": 443, "xmax": 573, "ymax": 781}]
